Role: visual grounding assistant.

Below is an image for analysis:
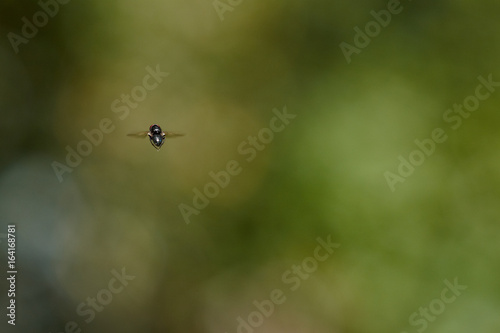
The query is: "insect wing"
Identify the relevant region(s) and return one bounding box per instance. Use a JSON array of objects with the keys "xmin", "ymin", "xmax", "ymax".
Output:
[
  {"xmin": 163, "ymin": 132, "xmax": 185, "ymax": 138},
  {"xmin": 127, "ymin": 131, "xmax": 150, "ymax": 138}
]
